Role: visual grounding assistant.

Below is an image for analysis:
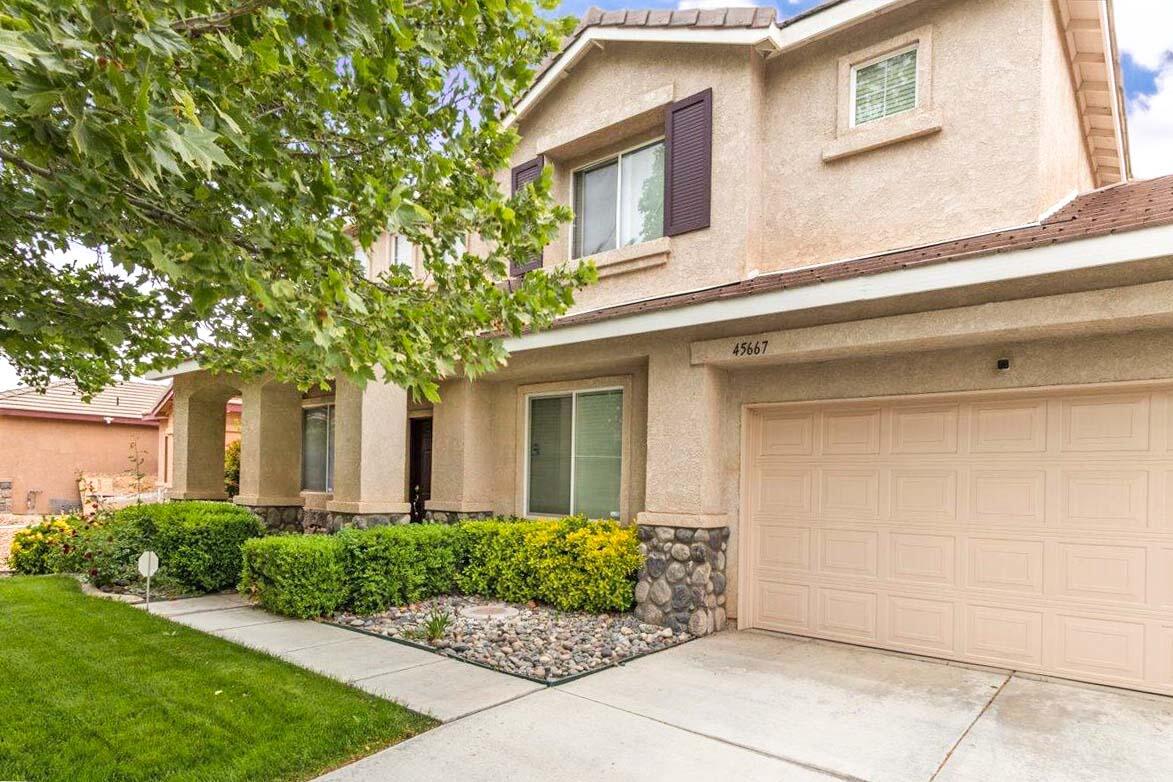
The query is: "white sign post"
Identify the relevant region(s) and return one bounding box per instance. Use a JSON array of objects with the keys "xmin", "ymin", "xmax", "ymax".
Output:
[{"xmin": 138, "ymin": 550, "xmax": 159, "ymax": 611}]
